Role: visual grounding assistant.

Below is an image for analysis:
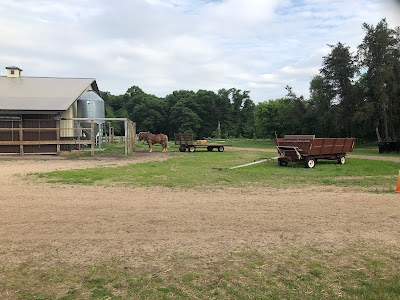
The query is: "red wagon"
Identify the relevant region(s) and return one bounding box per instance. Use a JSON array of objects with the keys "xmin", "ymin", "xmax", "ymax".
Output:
[{"xmin": 276, "ymin": 135, "xmax": 355, "ymax": 168}]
